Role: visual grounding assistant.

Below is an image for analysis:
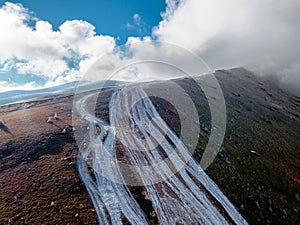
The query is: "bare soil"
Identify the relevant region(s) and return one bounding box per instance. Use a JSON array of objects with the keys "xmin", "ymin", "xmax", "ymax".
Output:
[{"xmin": 0, "ymin": 68, "xmax": 299, "ymax": 224}]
